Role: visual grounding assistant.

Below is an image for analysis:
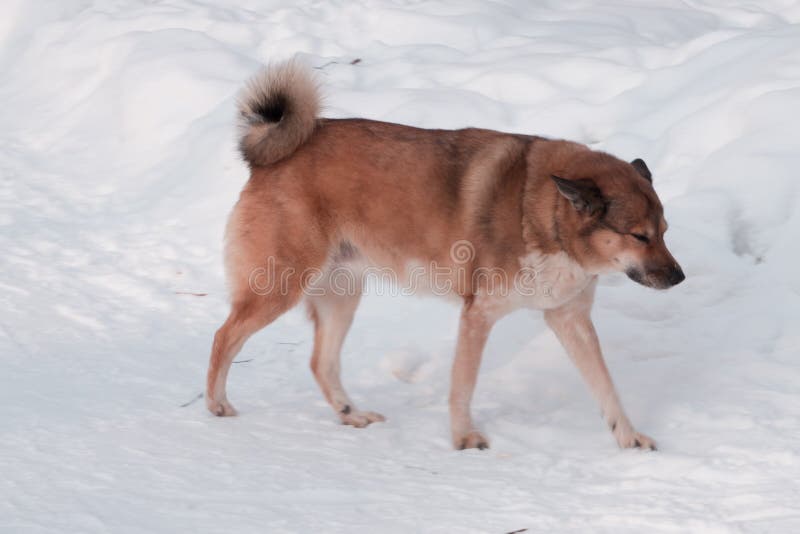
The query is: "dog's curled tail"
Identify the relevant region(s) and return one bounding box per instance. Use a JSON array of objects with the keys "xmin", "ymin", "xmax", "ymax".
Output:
[{"xmin": 237, "ymin": 61, "xmax": 320, "ymax": 167}]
